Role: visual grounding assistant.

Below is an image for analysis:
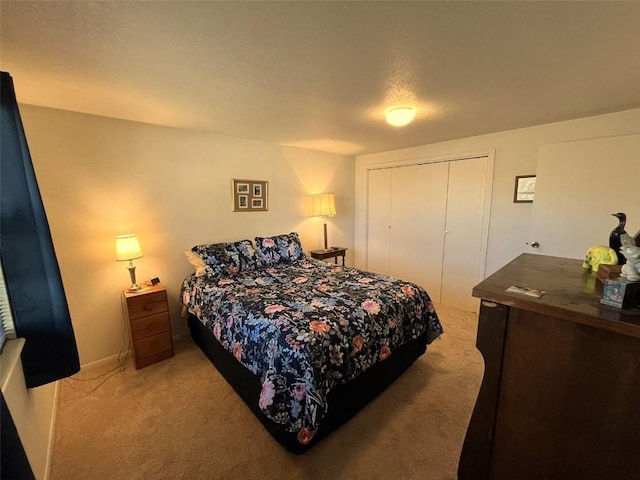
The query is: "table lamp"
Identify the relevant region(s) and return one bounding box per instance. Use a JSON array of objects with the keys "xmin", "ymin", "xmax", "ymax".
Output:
[
  {"xmin": 312, "ymin": 193, "xmax": 337, "ymax": 251},
  {"xmin": 115, "ymin": 234, "xmax": 143, "ymax": 291}
]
